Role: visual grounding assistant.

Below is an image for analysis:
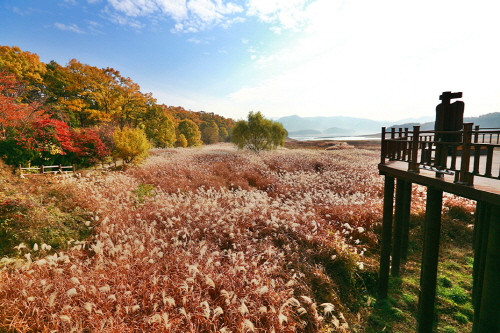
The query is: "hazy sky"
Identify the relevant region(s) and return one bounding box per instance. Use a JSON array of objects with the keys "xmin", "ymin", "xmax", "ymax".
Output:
[{"xmin": 1, "ymin": 0, "xmax": 499, "ymax": 121}]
